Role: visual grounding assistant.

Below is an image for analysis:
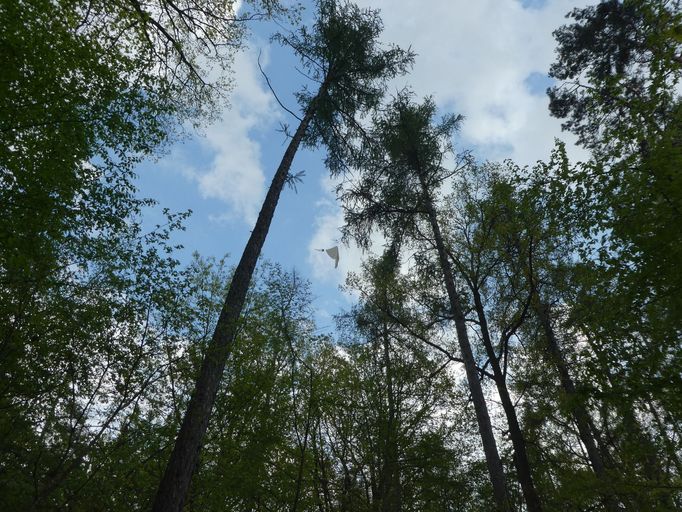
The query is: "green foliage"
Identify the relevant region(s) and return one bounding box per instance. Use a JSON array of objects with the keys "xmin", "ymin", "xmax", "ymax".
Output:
[
  {"xmin": 549, "ymin": 0, "xmax": 682, "ymax": 154},
  {"xmin": 548, "ymin": 0, "xmax": 682, "ymax": 339},
  {"xmin": 340, "ymin": 91, "xmax": 466, "ymax": 249},
  {"xmin": 472, "ymin": 152, "xmax": 682, "ymax": 510},
  {"xmin": 547, "ymin": 6, "xmax": 682, "ymax": 499},
  {"xmin": 331, "ymin": 253, "xmax": 492, "ymax": 511},
  {"xmin": 0, "ymin": 0, "xmax": 289, "ymax": 508},
  {"xmin": 274, "ymin": 0, "xmax": 414, "ymax": 175}
]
